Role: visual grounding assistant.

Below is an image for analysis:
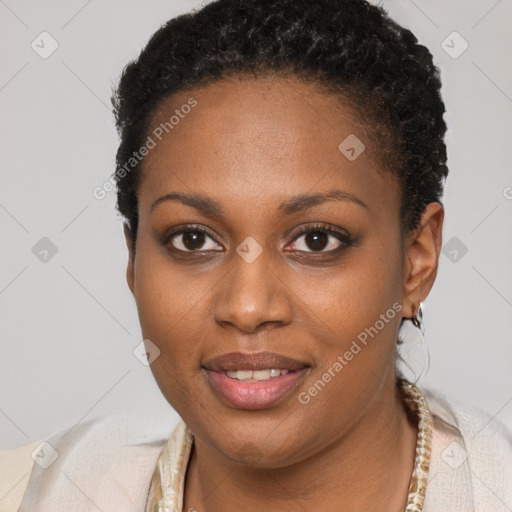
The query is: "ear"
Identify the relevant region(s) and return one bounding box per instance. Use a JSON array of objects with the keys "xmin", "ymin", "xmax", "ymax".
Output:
[
  {"xmin": 402, "ymin": 202, "xmax": 444, "ymax": 318},
  {"xmin": 123, "ymin": 223, "xmax": 135, "ymax": 295}
]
